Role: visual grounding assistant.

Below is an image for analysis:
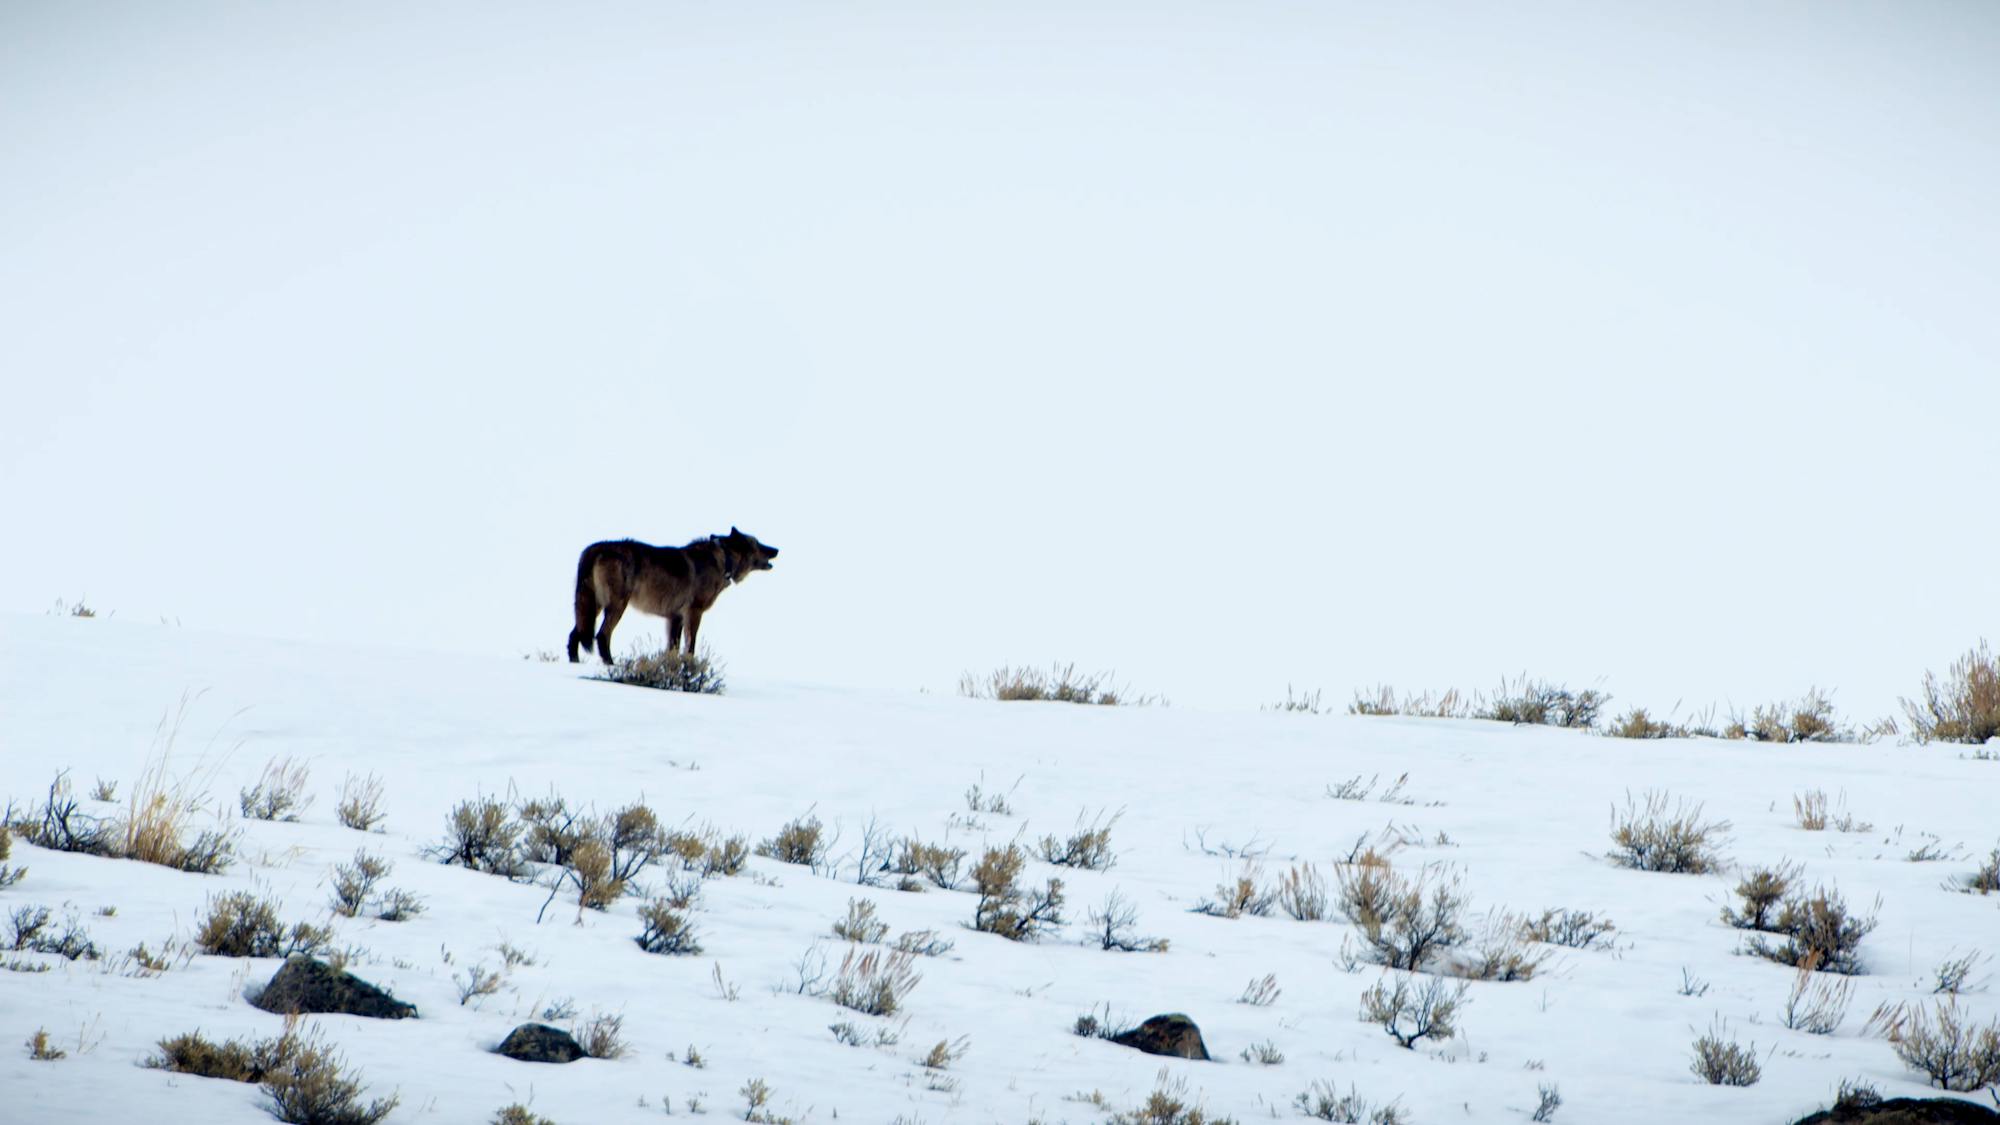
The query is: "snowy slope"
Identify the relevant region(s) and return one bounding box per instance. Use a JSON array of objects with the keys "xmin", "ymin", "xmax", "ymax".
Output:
[{"xmin": 1, "ymin": 613, "xmax": 1995, "ymax": 1125}]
